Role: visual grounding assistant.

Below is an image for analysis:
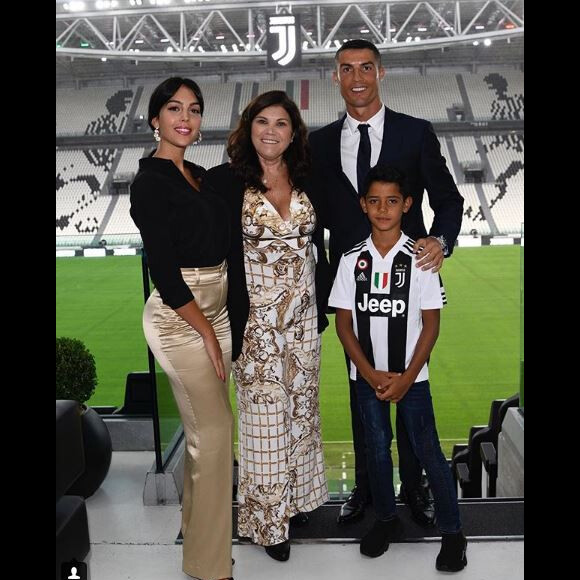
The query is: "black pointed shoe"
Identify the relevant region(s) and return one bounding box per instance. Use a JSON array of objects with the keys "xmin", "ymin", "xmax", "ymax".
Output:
[
  {"xmin": 337, "ymin": 486, "xmax": 369, "ymax": 524},
  {"xmin": 400, "ymin": 485, "xmax": 435, "ymax": 527},
  {"xmin": 290, "ymin": 512, "xmax": 309, "ymax": 527},
  {"xmin": 436, "ymin": 530, "xmax": 468, "ymax": 572},
  {"xmin": 265, "ymin": 540, "xmax": 291, "ymax": 562},
  {"xmin": 360, "ymin": 516, "xmax": 403, "ymax": 558}
]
